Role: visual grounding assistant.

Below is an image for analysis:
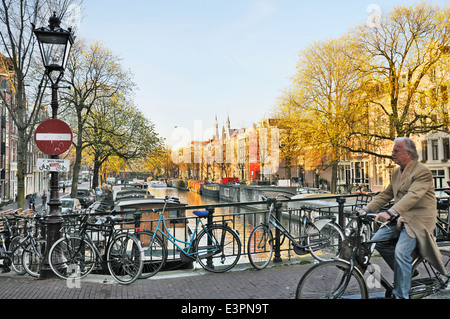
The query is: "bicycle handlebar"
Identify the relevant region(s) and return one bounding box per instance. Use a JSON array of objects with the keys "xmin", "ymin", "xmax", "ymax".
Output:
[
  {"xmin": 355, "ymin": 211, "xmax": 378, "ymax": 223},
  {"xmin": 151, "ymin": 196, "xmax": 181, "ymax": 214},
  {"xmin": 261, "ymin": 194, "xmax": 291, "ymax": 202}
]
